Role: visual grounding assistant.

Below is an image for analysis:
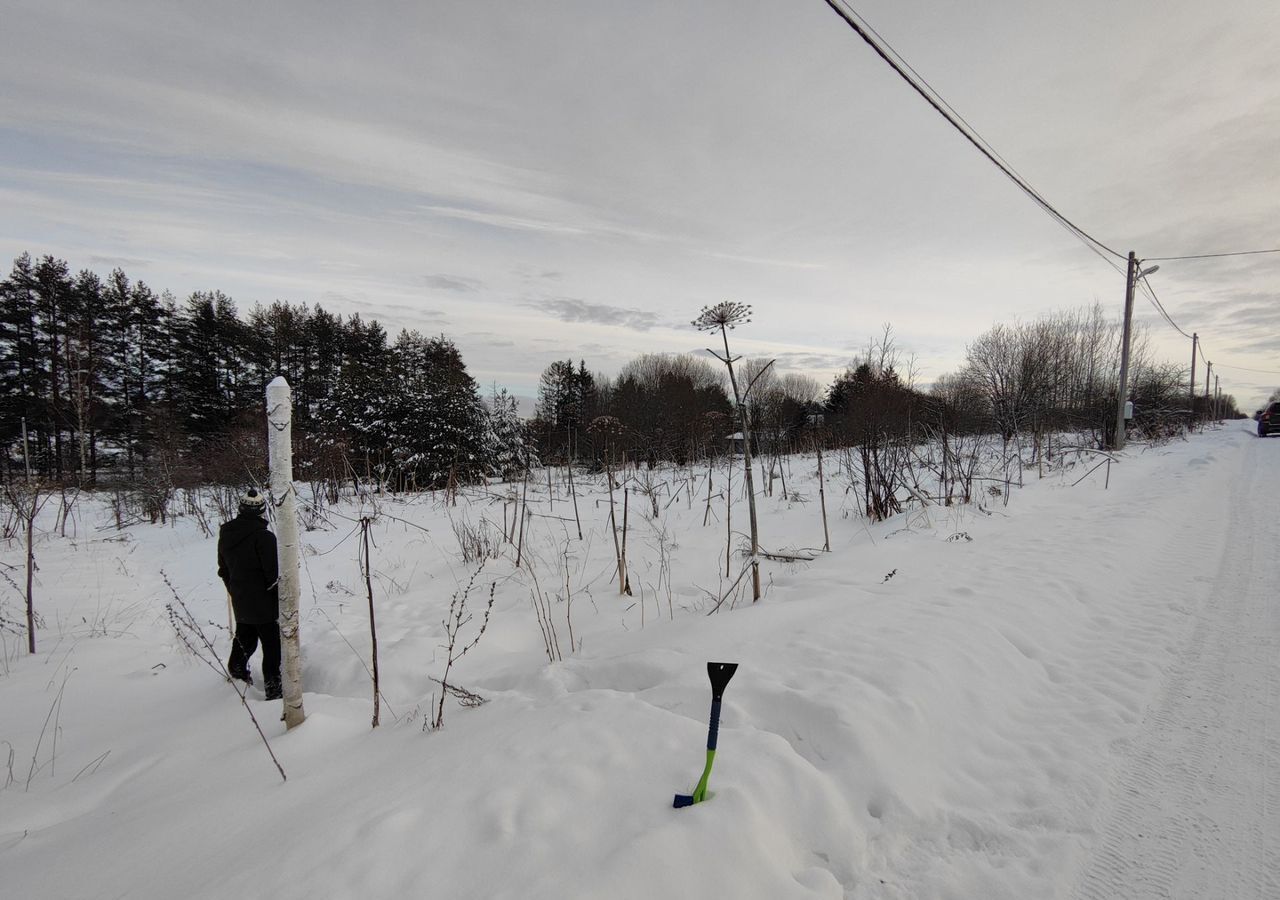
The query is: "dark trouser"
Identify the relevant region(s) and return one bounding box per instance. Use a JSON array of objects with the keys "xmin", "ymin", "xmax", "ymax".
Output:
[{"xmin": 228, "ymin": 622, "xmax": 281, "ymax": 688}]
